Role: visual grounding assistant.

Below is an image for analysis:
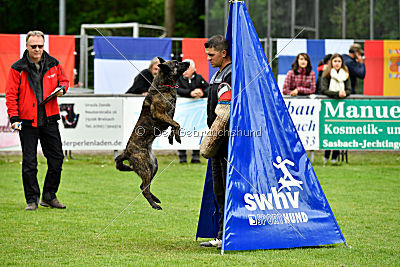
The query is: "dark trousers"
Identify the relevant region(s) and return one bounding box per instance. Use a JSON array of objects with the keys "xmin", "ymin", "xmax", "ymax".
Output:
[
  {"xmin": 19, "ymin": 124, "xmax": 64, "ymax": 204},
  {"xmin": 211, "ymin": 139, "xmax": 228, "ymax": 240},
  {"xmin": 324, "ymin": 150, "xmax": 340, "ymax": 161}
]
